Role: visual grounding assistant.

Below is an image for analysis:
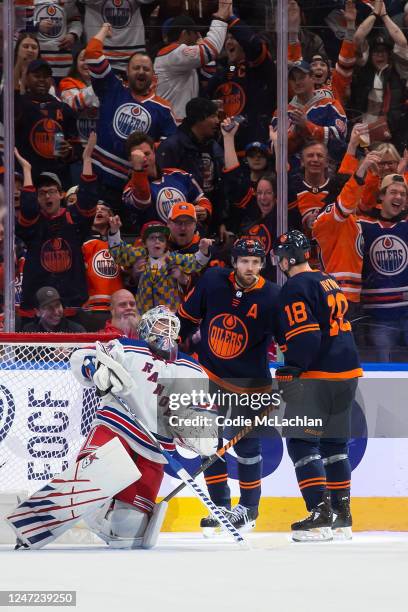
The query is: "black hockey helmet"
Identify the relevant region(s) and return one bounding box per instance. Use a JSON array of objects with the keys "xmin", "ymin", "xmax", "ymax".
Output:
[
  {"xmin": 231, "ymin": 237, "xmax": 266, "ymax": 263},
  {"xmin": 272, "ymin": 230, "xmax": 311, "ymax": 266}
]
